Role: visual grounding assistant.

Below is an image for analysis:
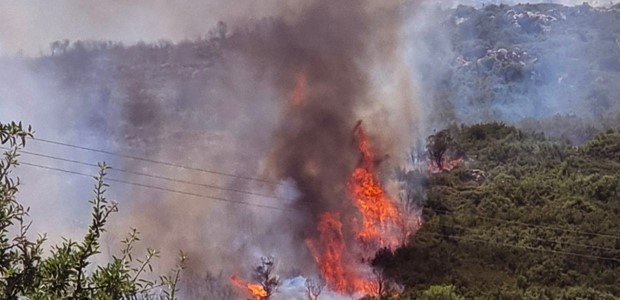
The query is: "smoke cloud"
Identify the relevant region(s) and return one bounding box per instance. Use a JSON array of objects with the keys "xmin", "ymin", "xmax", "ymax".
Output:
[
  {"xmin": 110, "ymin": 1, "xmax": 417, "ymax": 297},
  {"xmin": 2, "ymin": 0, "xmax": 619, "ymax": 298}
]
